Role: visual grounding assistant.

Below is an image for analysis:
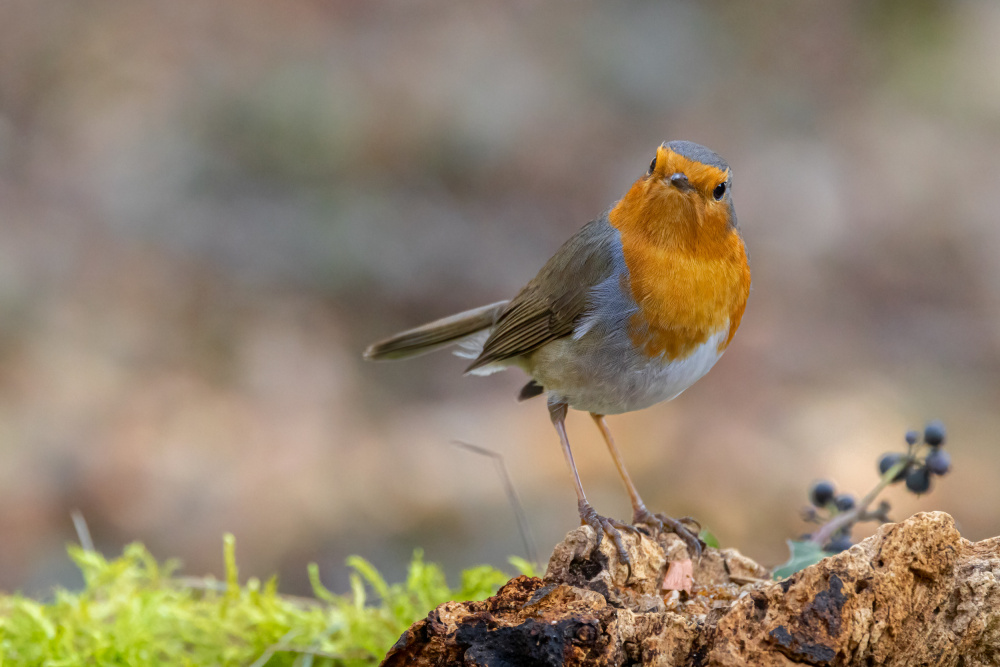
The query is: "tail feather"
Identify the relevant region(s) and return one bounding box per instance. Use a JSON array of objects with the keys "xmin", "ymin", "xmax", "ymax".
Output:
[{"xmin": 363, "ymin": 300, "xmax": 509, "ymax": 361}]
